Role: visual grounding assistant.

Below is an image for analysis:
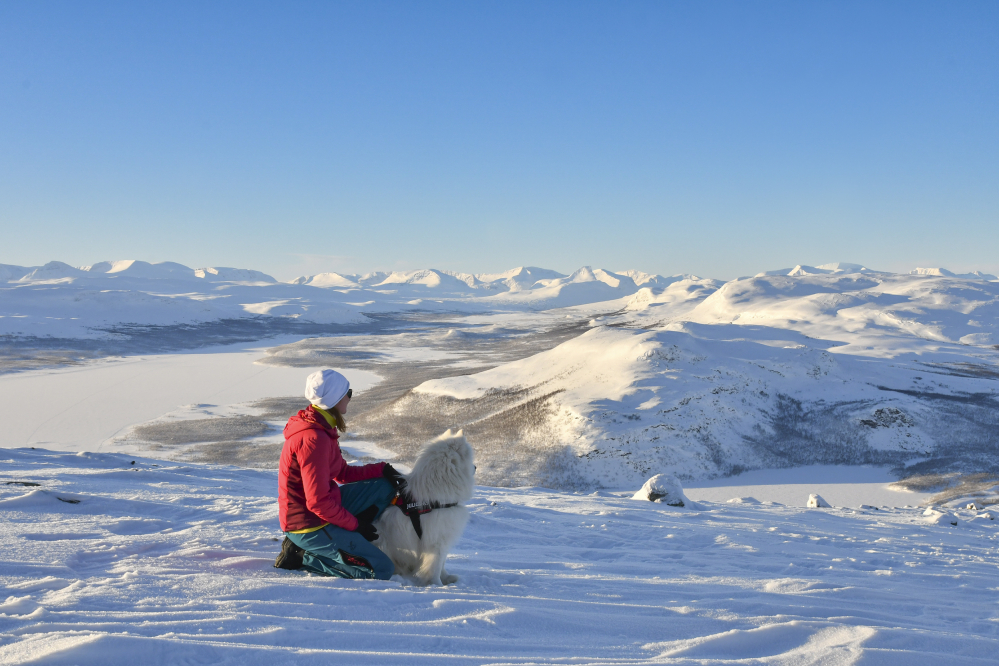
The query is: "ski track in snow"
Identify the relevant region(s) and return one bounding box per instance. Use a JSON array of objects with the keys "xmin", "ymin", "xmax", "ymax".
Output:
[{"xmin": 1, "ymin": 449, "xmax": 997, "ymax": 665}]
